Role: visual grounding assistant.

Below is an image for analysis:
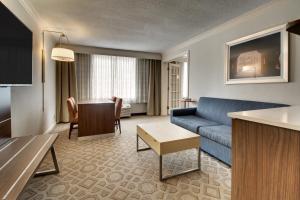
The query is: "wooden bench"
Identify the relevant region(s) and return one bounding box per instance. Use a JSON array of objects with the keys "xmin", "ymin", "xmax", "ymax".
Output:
[{"xmin": 0, "ymin": 133, "xmax": 59, "ymax": 200}]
